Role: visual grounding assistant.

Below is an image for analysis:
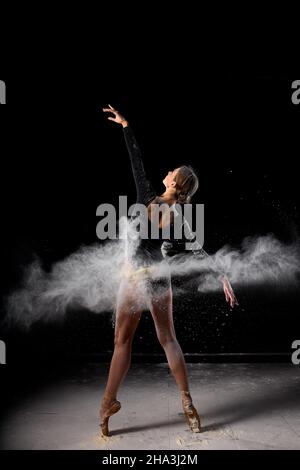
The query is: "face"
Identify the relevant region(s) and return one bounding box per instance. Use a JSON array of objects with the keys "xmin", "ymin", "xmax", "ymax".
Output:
[{"xmin": 163, "ymin": 167, "xmax": 180, "ymax": 188}]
